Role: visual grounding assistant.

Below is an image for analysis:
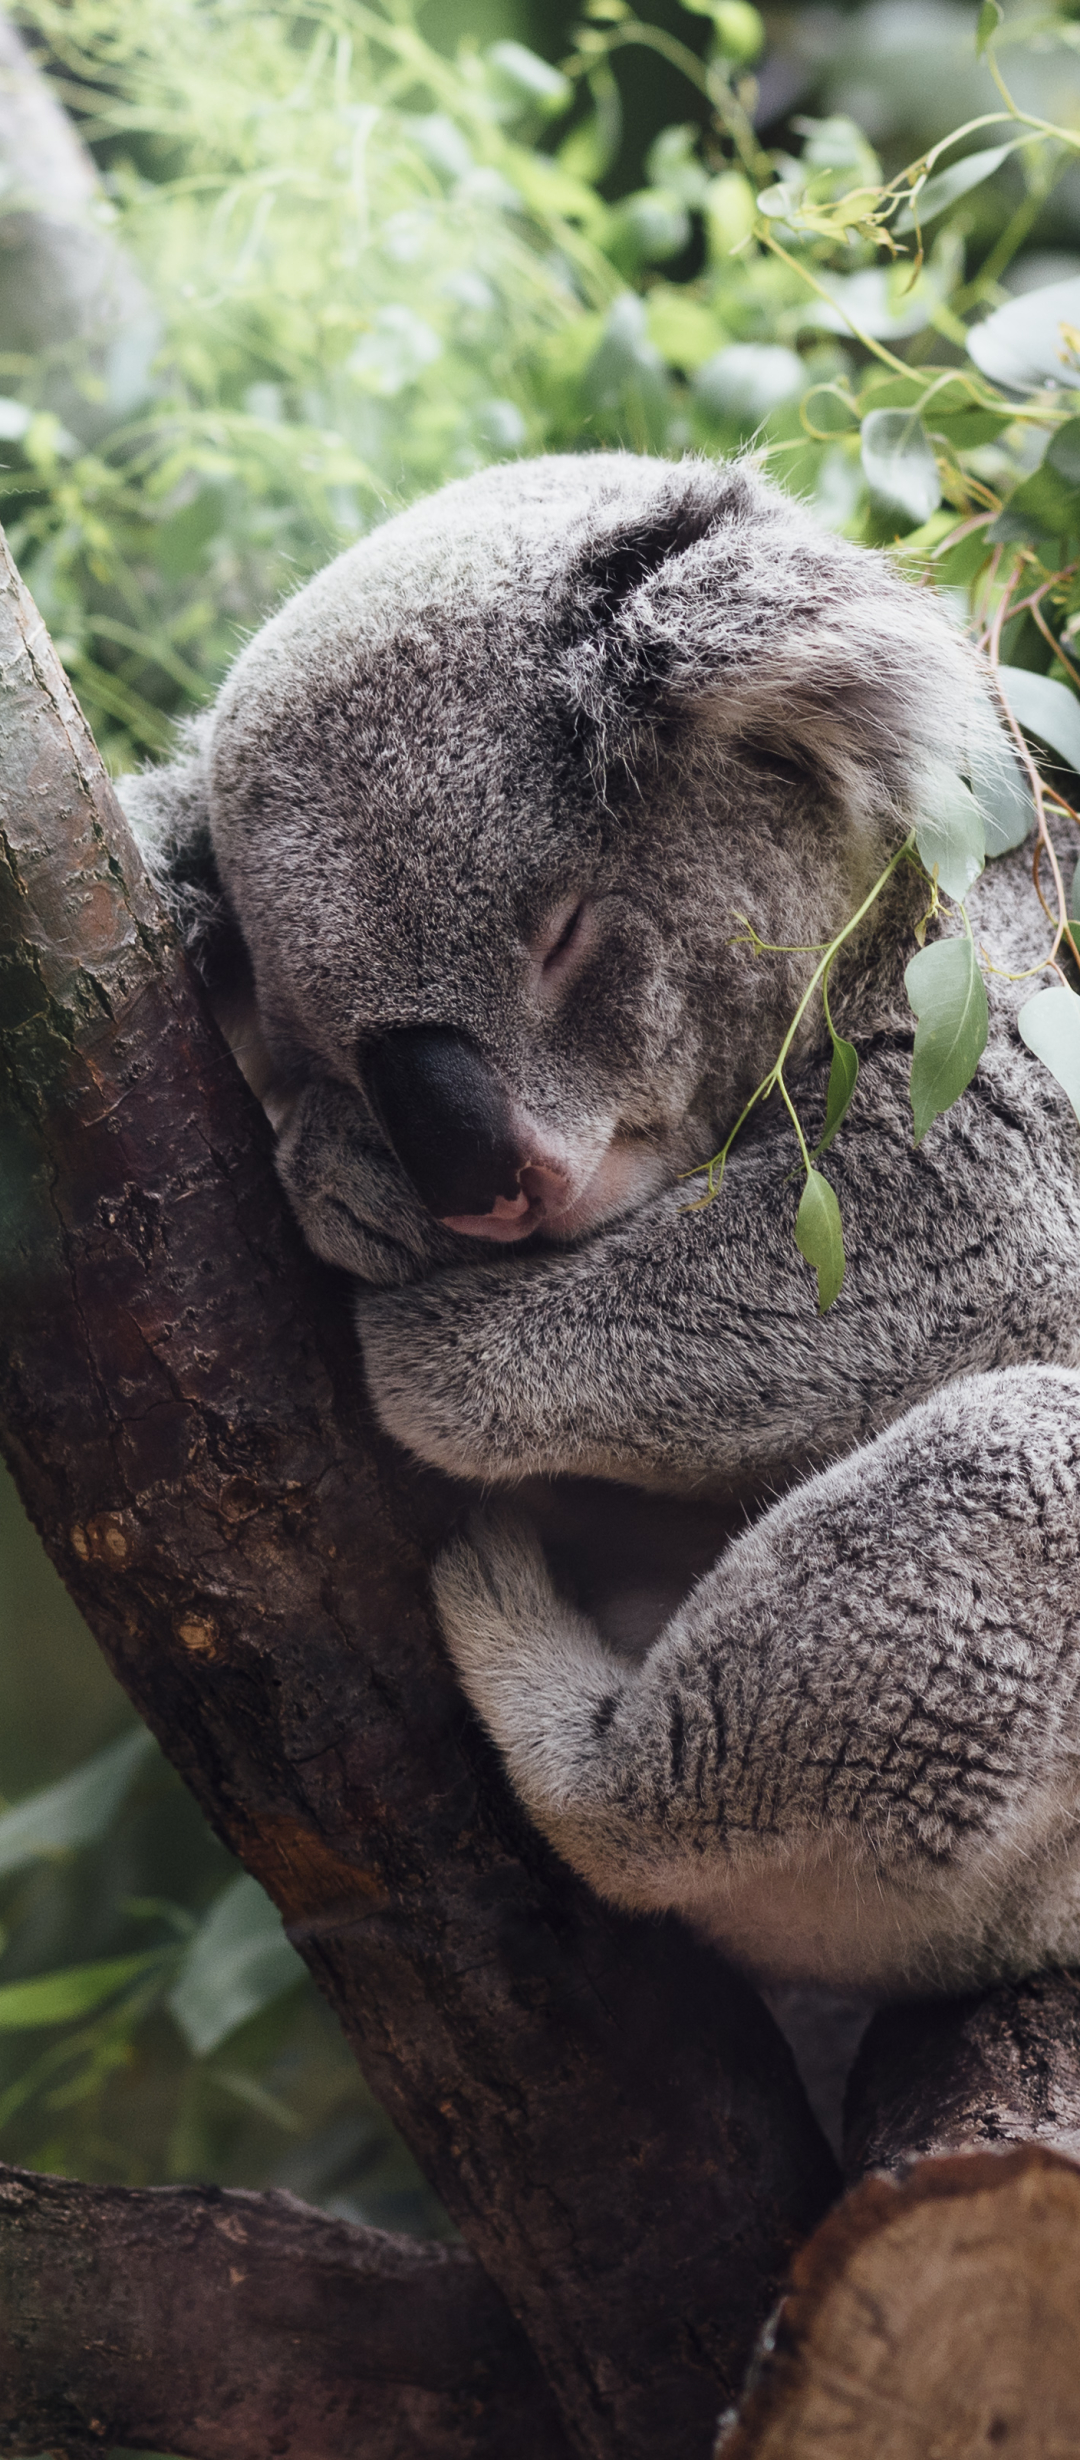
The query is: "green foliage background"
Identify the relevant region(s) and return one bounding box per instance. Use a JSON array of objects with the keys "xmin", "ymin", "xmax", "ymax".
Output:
[{"xmin": 9, "ymin": 0, "xmax": 1080, "ymax": 2264}]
